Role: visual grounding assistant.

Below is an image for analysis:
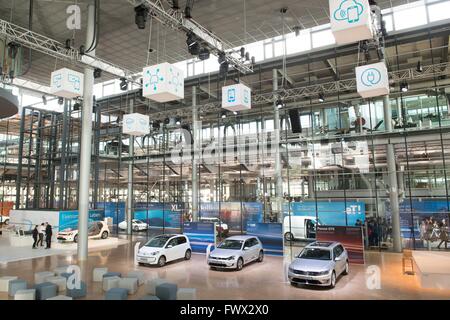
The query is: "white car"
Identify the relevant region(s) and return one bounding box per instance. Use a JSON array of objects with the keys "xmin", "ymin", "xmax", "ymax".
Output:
[
  {"xmin": 0, "ymin": 215, "xmax": 9, "ymax": 225},
  {"xmin": 283, "ymin": 216, "xmax": 321, "ymax": 241},
  {"xmin": 199, "ymin": 217, "xmax": 229, "ymax": 236},
  {"xmin": 137, "ymin": 234, "xmax": 191, "ymax": 267},
  {"xmin": 208, "ymin": 235, "xmax": 264, "ymax": 271},
  {"xmin": 118, "ymin": 219, "xmax": 149, "ymax": 231},
  {"xmin": 57, "ymin": 221, "xmax": 109, "ymax": 243}
]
